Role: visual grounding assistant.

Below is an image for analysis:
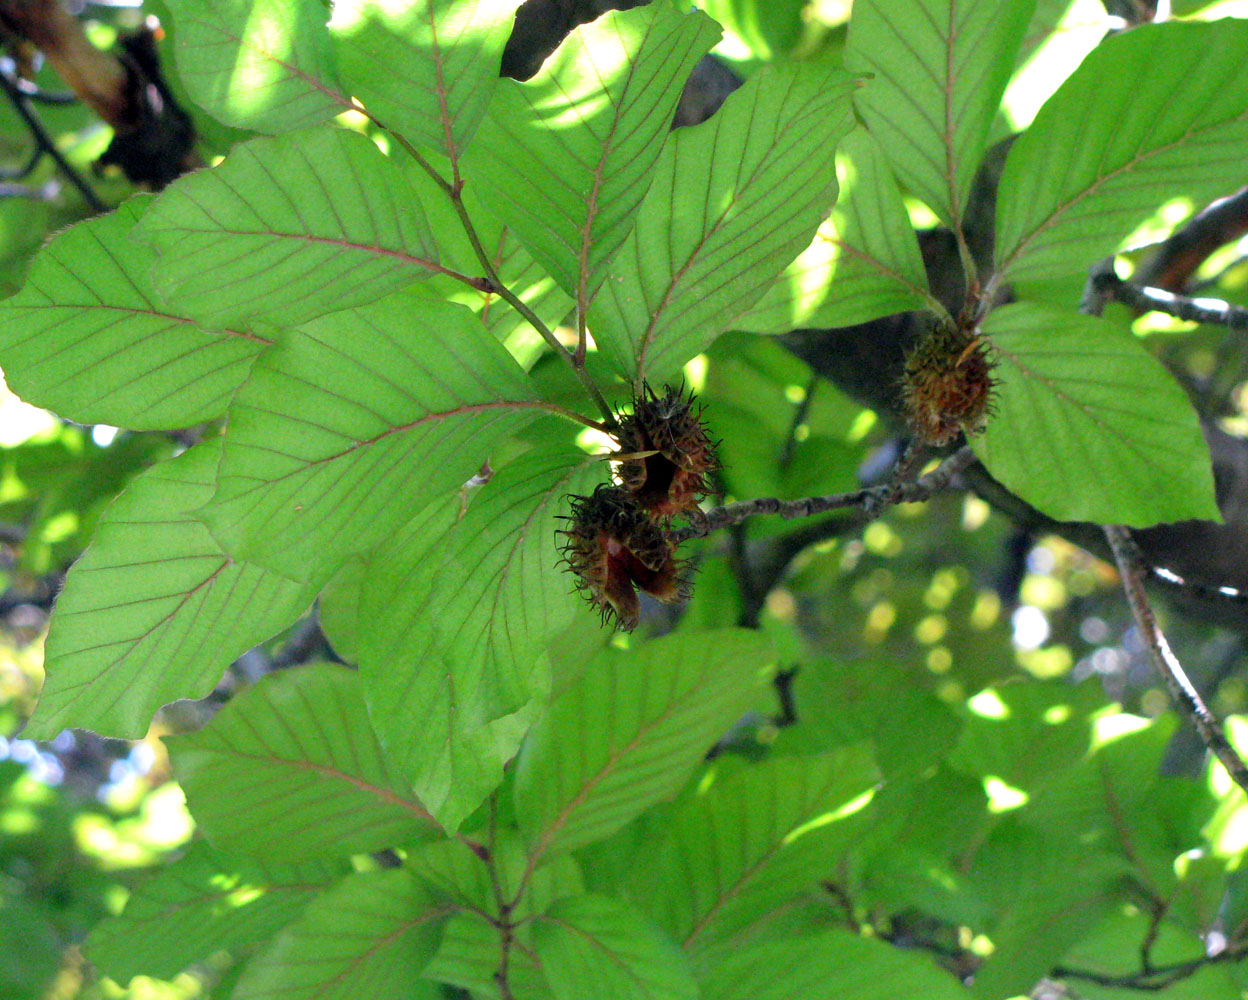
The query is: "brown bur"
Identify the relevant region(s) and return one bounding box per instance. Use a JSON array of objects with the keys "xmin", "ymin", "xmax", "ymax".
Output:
[
  {"xmin": 557, "ymin": 484, "xmax": 689, "ymax": 632},
  {"xmin": 615, "ymin": 384, "xmax": 717, "ymax": 521}
]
